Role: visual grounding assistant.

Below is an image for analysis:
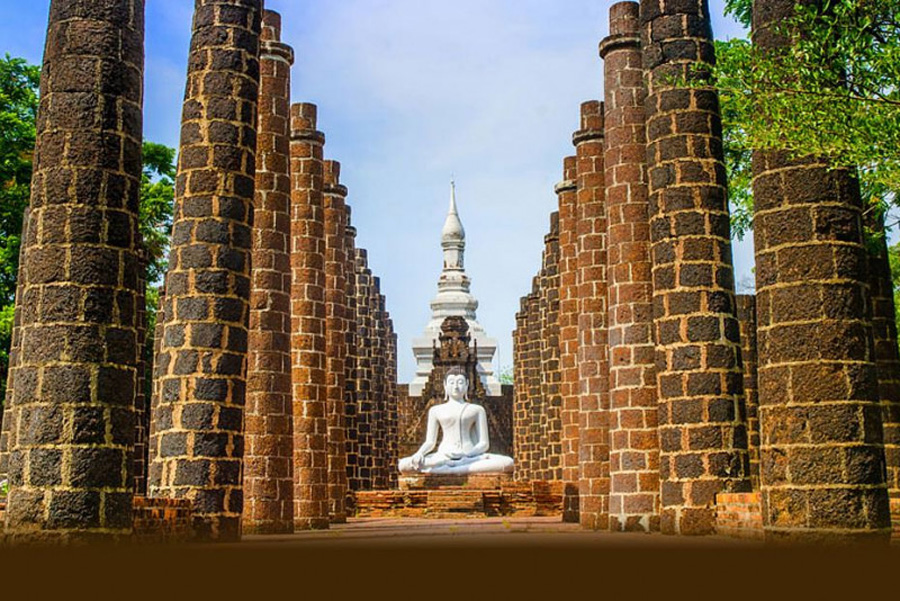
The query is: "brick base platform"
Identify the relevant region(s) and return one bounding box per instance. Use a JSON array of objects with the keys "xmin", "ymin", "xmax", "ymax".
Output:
[
  {"xmin": 398, "ymin": 473, "xmax": 513, "ymax": 490},
  {"xmin": 353, "ymin": 481, "xmax": 564, "ymax": 519},
  {"xmin": 133, "ymin": 497, "xmax": 194, "ymax": 544},
  {"xmin": 715, "ymin": 492, "xmax": 764, "ymax": 540}
]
